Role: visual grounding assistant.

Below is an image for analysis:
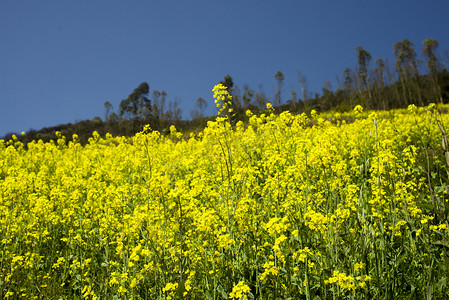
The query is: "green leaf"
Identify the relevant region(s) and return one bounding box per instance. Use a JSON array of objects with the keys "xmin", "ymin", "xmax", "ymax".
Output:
[
  {"xmin": 437, "ymin": 276, "xmax": 447, "ymax": 290},
  {"xmin": 419, "ymin": 202, "xmax": 434, "ymax": 211},
  {"xmin": 205, "ymin": 291, "xmax": 212, "ymax": 300},
  {"xmin": 427, "ymin": 285, "xmax": 433, "ymax": 299},
  {"xmin": 217, "ymin": 284, "xmax": 228, "ymax": 299},
  {"xmin": 176, "ymin": 279, "xmax": 185, "ymax": 298},
  {"xmin": 433, "ymin": 240, "xmax": 449, "ymax": 249},
  {"xmin": 434, "ymin": 185, "xmax": 445, "ymax": 194}
]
